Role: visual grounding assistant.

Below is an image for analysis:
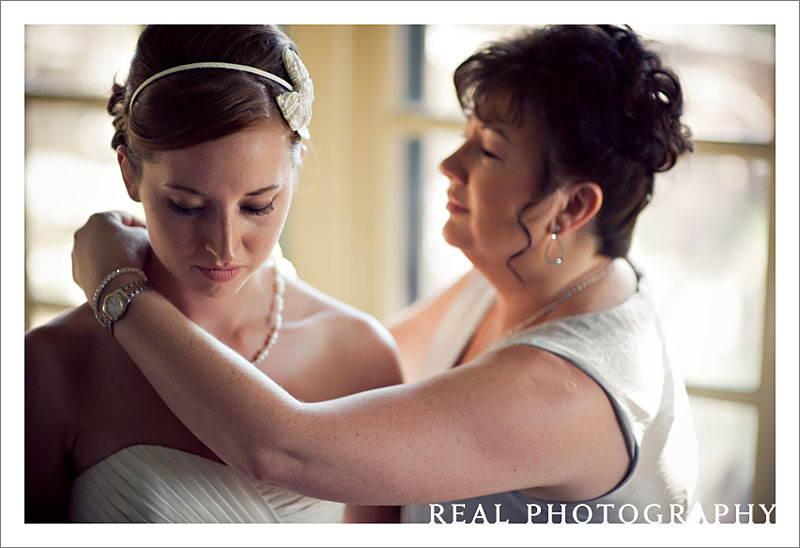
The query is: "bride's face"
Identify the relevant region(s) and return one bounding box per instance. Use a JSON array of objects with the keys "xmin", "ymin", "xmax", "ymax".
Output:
[{"xmin": 121, "ymin": 124, "xmax": 296, "ymax": 298}]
